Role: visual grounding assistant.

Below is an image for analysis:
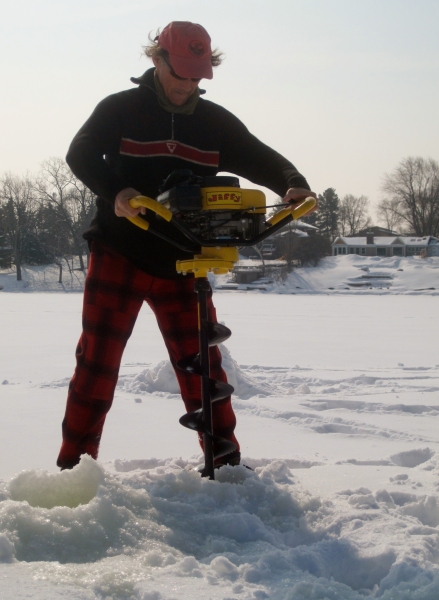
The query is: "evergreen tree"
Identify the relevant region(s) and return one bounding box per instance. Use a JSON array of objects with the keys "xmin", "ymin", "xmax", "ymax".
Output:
[
  {"xmin": 0, "ymin": 228, "xmax": 12, "ymax": 268},
  {"xmin": 315, "ymin": 188, "xmax": 340, "ymax": 240}
]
